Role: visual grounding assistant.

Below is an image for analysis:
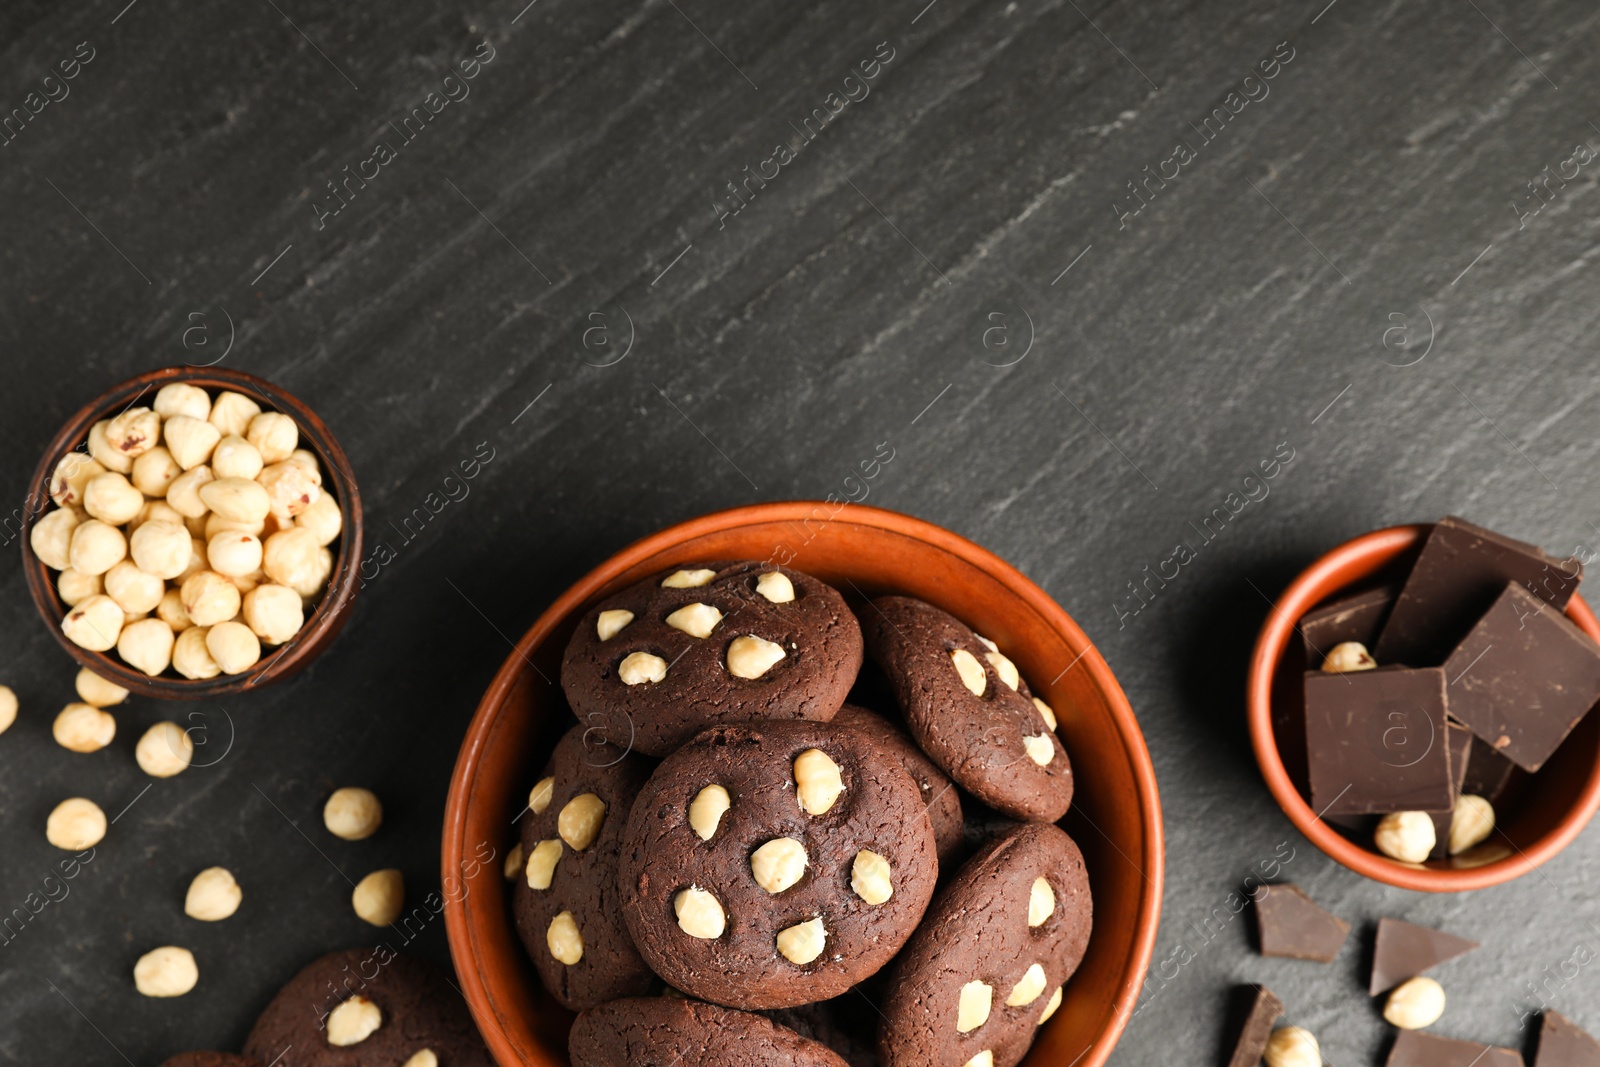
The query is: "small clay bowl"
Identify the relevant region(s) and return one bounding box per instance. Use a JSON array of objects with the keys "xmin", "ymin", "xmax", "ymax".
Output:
[
  {"xmin": 20, "ymin": 366, "xmax": 363, "ymax": 699},
  {"xmin": 443, "ymin": 502, "xmax": 1162, "ymax": 1067},
  {"xmin": 1248, "ymin": 523, "xmax": 1600, "ymax": 891}
]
